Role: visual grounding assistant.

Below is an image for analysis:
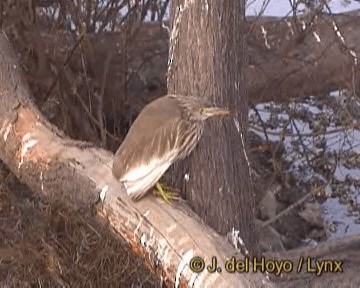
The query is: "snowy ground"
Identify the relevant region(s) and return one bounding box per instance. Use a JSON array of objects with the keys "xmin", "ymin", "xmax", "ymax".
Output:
[{"xmin": 249, "ymin": 91, "xmax": 360, "ymax": 240}]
